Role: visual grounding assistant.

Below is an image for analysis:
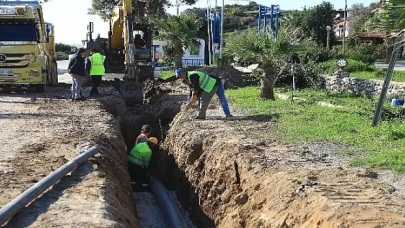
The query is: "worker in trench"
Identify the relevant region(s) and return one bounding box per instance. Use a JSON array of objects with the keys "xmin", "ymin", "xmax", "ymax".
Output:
[
  {"xmin": 135, "ymin": 124, "xmax": 153, "ymax": 144},
  {"xmin": 127, "ymin": 137, "xmax": 159, "ymax": 191},
  {"xmin": 175, "ymin": 68, "xmax": 233, "ymax": 119}
]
